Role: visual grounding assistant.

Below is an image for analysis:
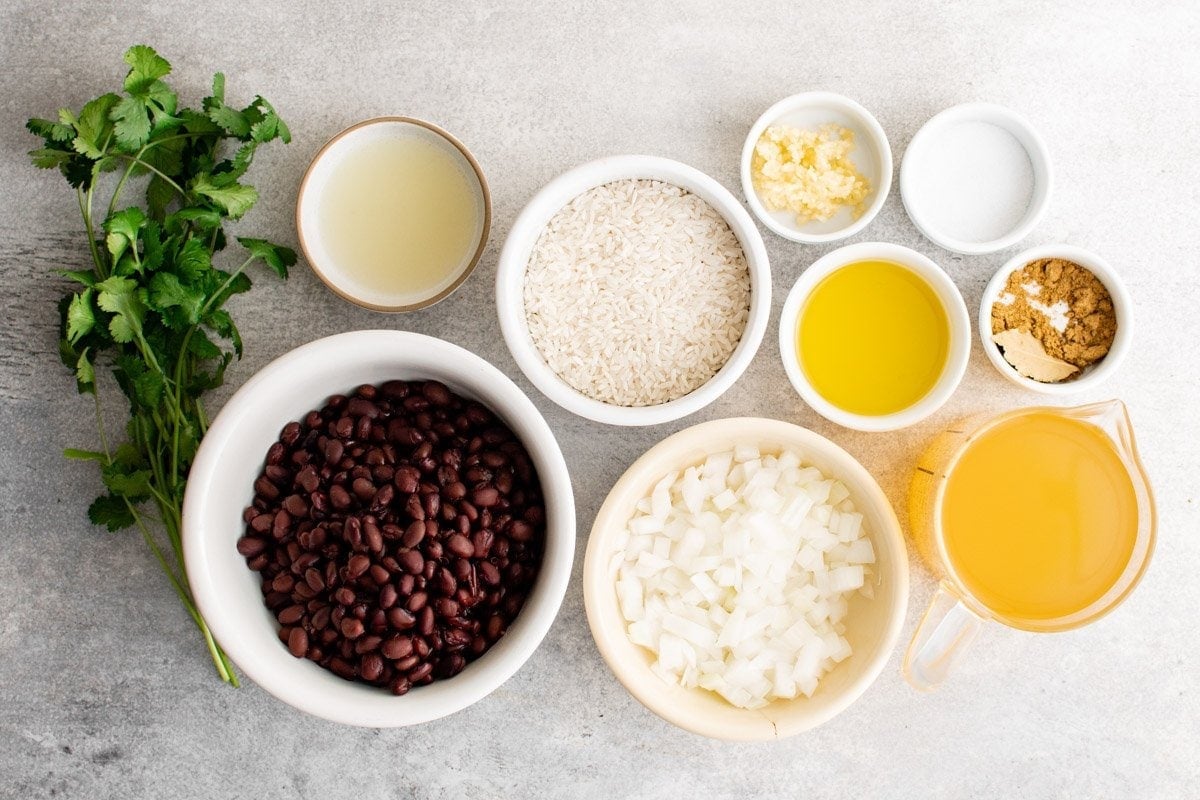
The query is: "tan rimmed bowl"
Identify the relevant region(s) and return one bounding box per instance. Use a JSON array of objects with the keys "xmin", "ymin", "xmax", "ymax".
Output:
[
  {"xmin": 296, "ymin": 117, "xmax": 491, "ymax": 312},
  {"xmin": 582, "ymin": 417, "xmax": 908, "ymax": 740}
]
